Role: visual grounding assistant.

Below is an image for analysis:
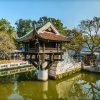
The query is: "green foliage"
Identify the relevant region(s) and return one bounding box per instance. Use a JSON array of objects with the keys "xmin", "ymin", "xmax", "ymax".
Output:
[
  {"xmin": 15, "ymin": 16, "xmax": 66, "ymax": 37},
  {"xmin": 37, "ymin": 16, "xmax": 66, "ymax": 35},
  {"xmin": 79, "ymin": 17, "xmax": 100, "ymax": 54},
  {"xmin": 0, "ymin": 19, "xmax": 16, "ymax": 53},
  {"xmin": 15, "ymin": 19, "xmax": 33, "ymax": 37},
  {"xmin": 0, "ymin": 18, "xmax": 14, "ymax": 38},
  {"xmin": 78, "ymin": 17, "xmax": 100, "ymax": 65},
  {"xmin": 0, "ymin": 32, "xmax": 16, "ymax": 51},
  {"xmin": 65, "ymin": 29, "xmax": 85, "ymax": 54}
]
